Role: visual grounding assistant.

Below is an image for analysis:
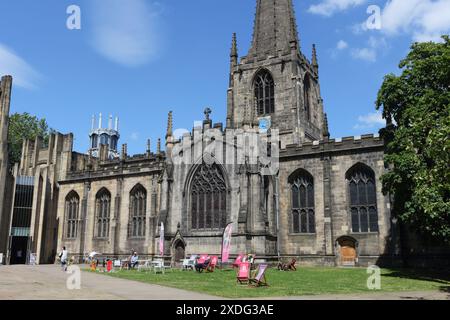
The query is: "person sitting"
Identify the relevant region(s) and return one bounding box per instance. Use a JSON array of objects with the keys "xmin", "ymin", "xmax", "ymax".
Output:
[
  {"xmin": 195, "ymin": 257, "xmax": 210, "ymax": 273},
  {"xmin": 130, "ymin": 252, "xmax": 139, "ymax": 269}
]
